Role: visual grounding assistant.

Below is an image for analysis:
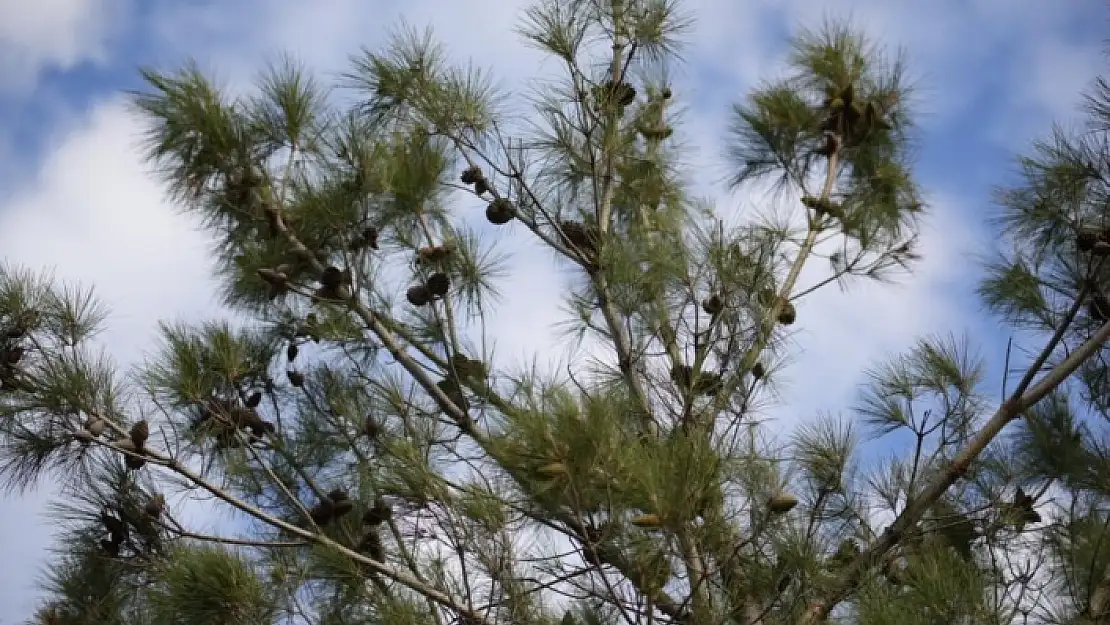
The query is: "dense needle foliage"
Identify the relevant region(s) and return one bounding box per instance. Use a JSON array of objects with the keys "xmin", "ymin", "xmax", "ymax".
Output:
[{"xmin": 5, "ymin": 2, "xmax": 1110, "ymax": 624}]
